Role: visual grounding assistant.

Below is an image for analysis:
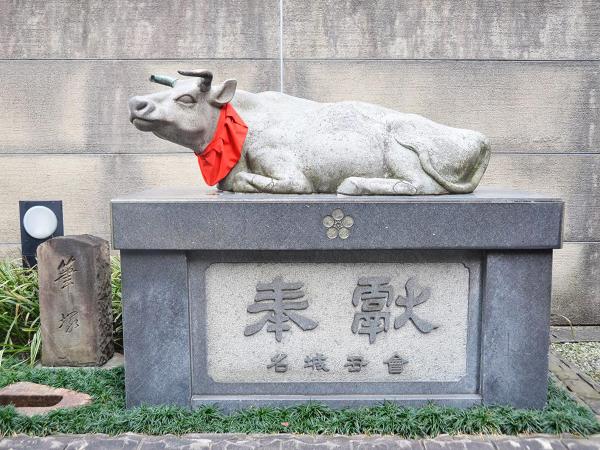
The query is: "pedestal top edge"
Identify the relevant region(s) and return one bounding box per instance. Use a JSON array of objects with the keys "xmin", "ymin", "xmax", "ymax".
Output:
[{"xmin": 111, "ymin": 187, "xmax": 562, "ymax": 204}]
